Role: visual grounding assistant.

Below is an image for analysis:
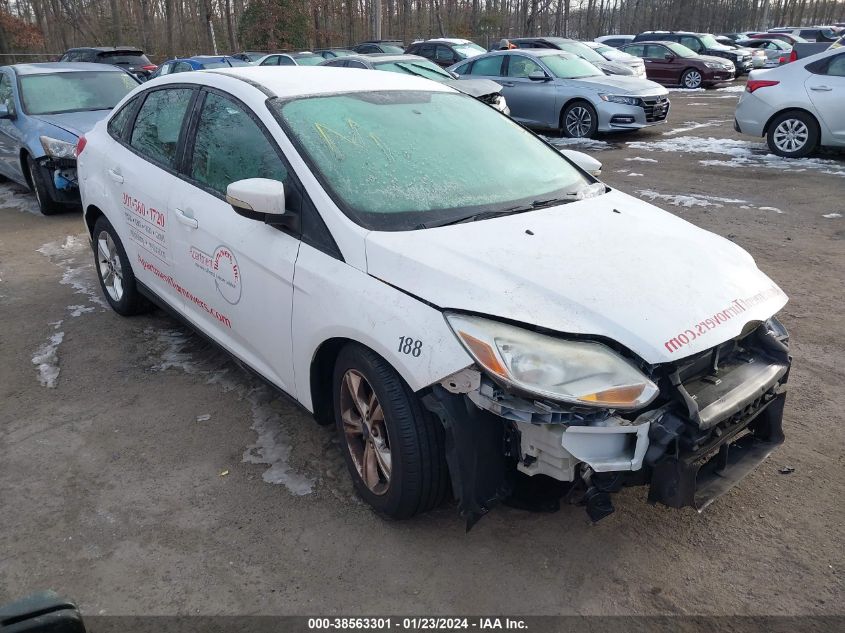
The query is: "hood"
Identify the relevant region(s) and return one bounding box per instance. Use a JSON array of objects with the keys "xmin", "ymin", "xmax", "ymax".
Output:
[
  {"xmin": 571, "ymin": 74, "xmax": 668, "ymax": 96},
  {"xmin": 31, "ymin": 110, "xmax": 111, "ymax": 138},
  {"xmin": 364, "ymin": 188, "xmax": 787, "ymax": 365},
  {"xmin": 446, "ymin": 78, "xmax": 502, "ymax": 98},
  {"xmin": 595, "ymin": 60, "xmax": 635, "ymax": 75}
]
